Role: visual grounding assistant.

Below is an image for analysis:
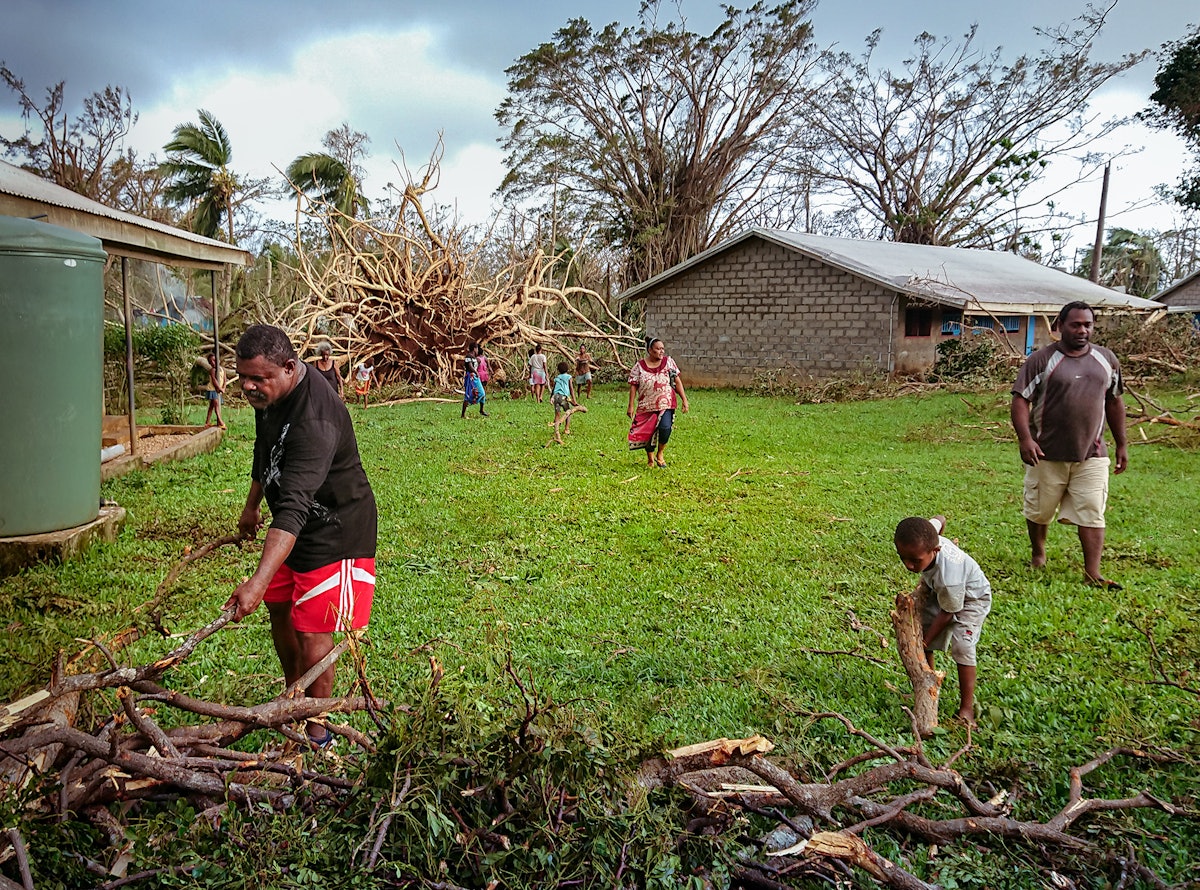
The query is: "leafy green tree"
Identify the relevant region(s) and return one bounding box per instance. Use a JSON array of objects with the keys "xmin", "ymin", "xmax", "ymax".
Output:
[
  {"xmin": 1142, "ymin": 25, "xmax": 1200, "ymax": 210},
  {"xmin": 285, "ymin": 124, "xmax": 371, "ymax": 220},
  {"xmin": 160, "ymin": 109, "xmax": 267, "ymax": 242},
  {"xmin": 801, "ymin": 9, "xmax": 1145, "ymax": 247},
  {"xmin": 1074, "ymin": 227, "xmax": 1166, "ymax": 298},
  {"xmin": 496, "ymin": 0, "xmax": 821, "ymax": 285}
]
